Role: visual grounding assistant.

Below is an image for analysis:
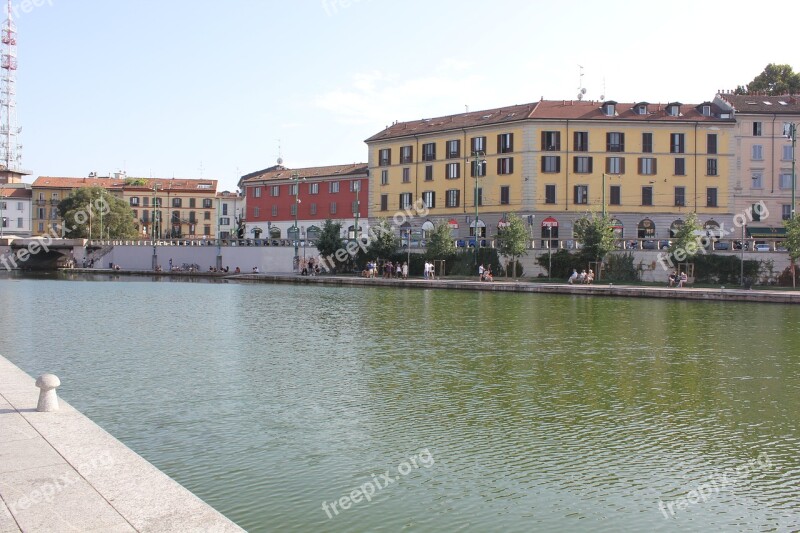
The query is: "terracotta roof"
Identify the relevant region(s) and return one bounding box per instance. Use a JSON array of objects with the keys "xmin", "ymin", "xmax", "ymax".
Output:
[
  {"xmin": 122, "ymin": 178, "xmax": 218, "ymax": 192},
  {"xmin": 365, "ymin": 103, "xmax": 538, "ymax": 143},
  {"xmin": 32, "ymin": 176, "xmax": 218, "ymax": 192},
  {"xmin": 366, "ymin": 99, "xmax": 733, "ymax": 142},
  {"xmin": 716, "ymin": 93, "xmax": 800, "ymax": 114},
  {"xmin": 241, "ymin": 163, "xmax": 368, "ymax": 184},
  {"xmin": 0, "ymin": 187, "xmax": 31, "ymax": 198},
  {"xmin": 32, "ymin": 176, "xmax": 127, "ymax": 189}
]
